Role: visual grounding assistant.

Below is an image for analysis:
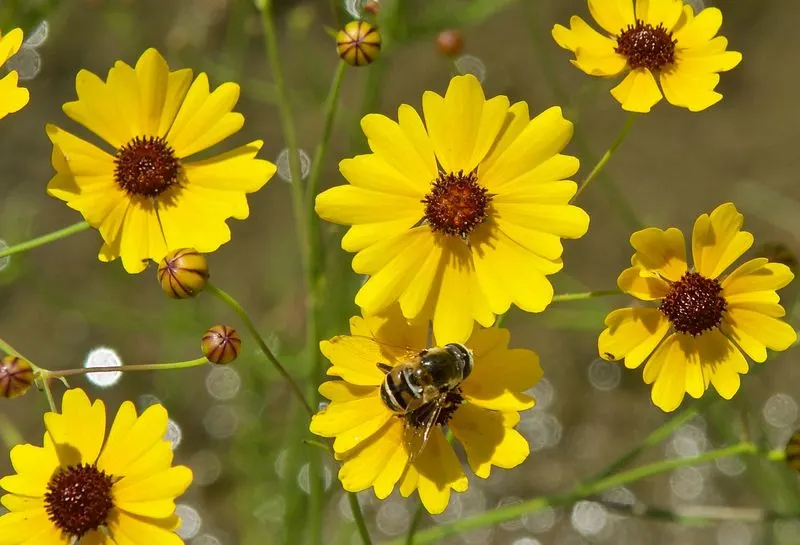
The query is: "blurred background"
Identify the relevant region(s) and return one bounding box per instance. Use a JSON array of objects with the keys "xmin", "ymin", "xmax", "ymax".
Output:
[{"xmin": 1, "ymin": 0, "xmax": 799, "ymax": 544}]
